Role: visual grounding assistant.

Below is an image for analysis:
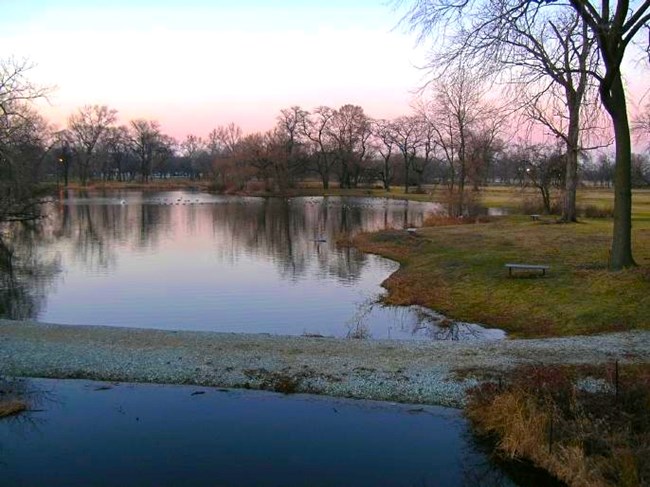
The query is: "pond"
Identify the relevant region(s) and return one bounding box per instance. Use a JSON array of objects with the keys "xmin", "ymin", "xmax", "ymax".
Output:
[
  {"xmin": 0, "ymin": 190, "xmax": 504, "ymax": 340},
  {"xmin": 0, "ymin": 378, "xmax": 561, "ymax": 487}
]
